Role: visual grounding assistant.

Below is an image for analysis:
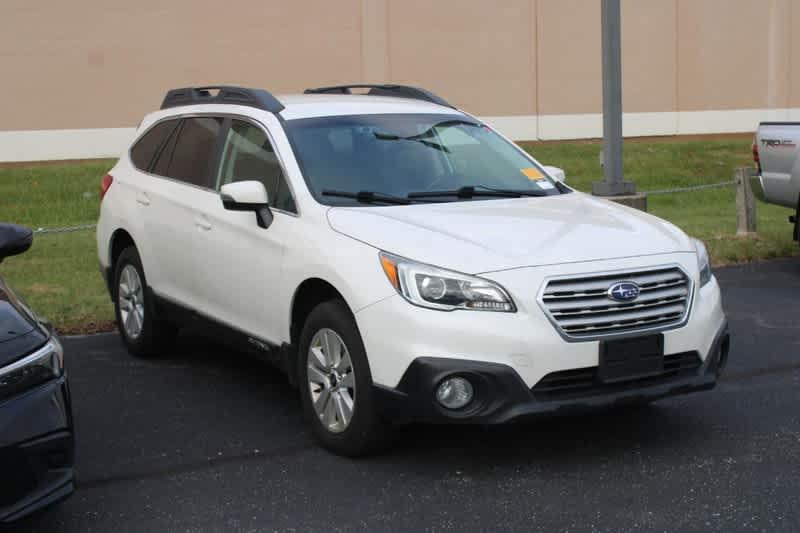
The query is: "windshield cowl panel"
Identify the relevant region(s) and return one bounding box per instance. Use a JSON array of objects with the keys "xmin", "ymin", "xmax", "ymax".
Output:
[{"xmin": 285, "ymin": 113, "xmax": 562, "ymax": 207}]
